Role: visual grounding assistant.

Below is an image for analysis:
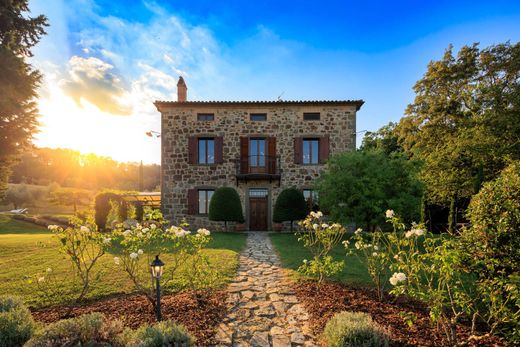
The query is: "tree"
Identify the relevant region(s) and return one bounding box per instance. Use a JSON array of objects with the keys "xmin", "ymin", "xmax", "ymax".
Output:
[
  {"xmin": 360, "ymin": 122, "xmax": 402, "ymax": 155},
  {"xmin": 396, "ymin": 42, "xmax": 520, "ymax": 232},
  {"xmin": 0, "ymin": 1, "xmax": 48, "ymax": 198},
  {"xmin": 2, "ymin": 184, "xmax": 32, "ymax": 209},
  {"xmin": 273, "ymin": 188, "xmax": 307, "ymax": 231},
  {"xmin": 208, "ymin": 187, "xmax": 243, "ymax": 231},
  {"xmin": 317, "ymin": 150, "xmax": 423, "ymax": 230},
  {"xmin": 50, "ymin": 188, "xmax": 92, "ymax": 213}
]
